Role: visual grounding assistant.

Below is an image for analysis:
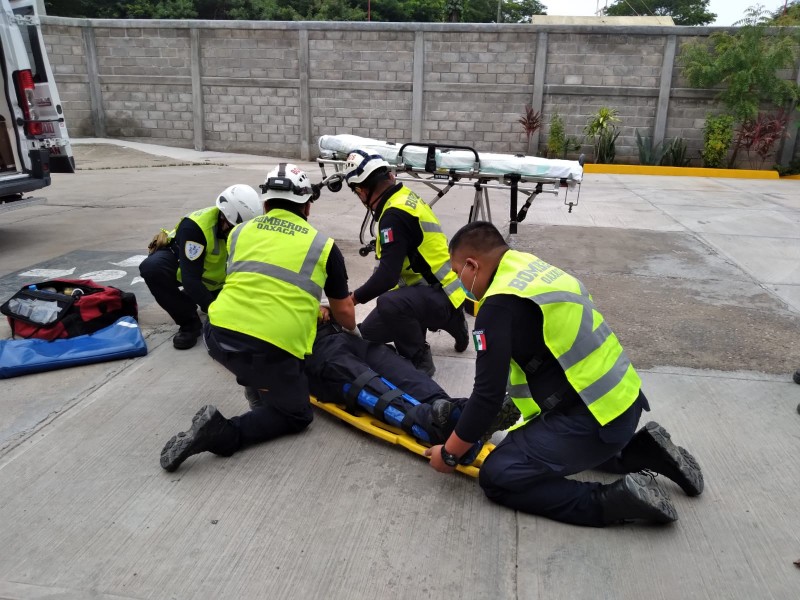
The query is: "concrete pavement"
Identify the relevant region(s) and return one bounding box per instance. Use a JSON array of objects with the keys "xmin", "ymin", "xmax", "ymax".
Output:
[{"xmin": 0, "ymin": 140, "xmax": 798, "ymax": 599}]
